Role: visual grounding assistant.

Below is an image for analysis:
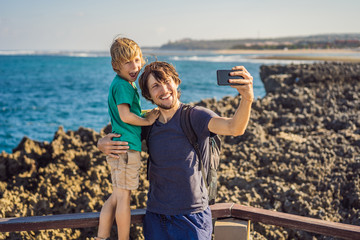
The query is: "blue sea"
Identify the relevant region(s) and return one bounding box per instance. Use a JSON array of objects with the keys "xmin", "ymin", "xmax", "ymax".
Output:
[{"xmin": 1, "ymin": 49, "xmax": 349, "ymax": 153}]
